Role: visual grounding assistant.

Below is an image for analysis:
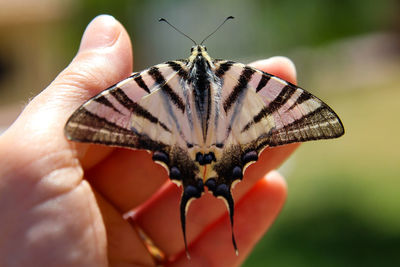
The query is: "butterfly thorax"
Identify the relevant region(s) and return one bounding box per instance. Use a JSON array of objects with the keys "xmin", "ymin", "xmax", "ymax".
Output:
[{"xmin": 188, "ymin": 45, "xmax": 213, "ymax": 63}]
